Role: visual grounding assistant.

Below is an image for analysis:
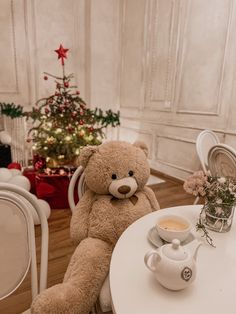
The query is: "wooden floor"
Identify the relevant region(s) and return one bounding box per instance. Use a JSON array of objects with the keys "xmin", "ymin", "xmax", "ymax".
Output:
[{"xmin": 0, "ymin": 172, "xmax": 196, "ymax": 314}]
